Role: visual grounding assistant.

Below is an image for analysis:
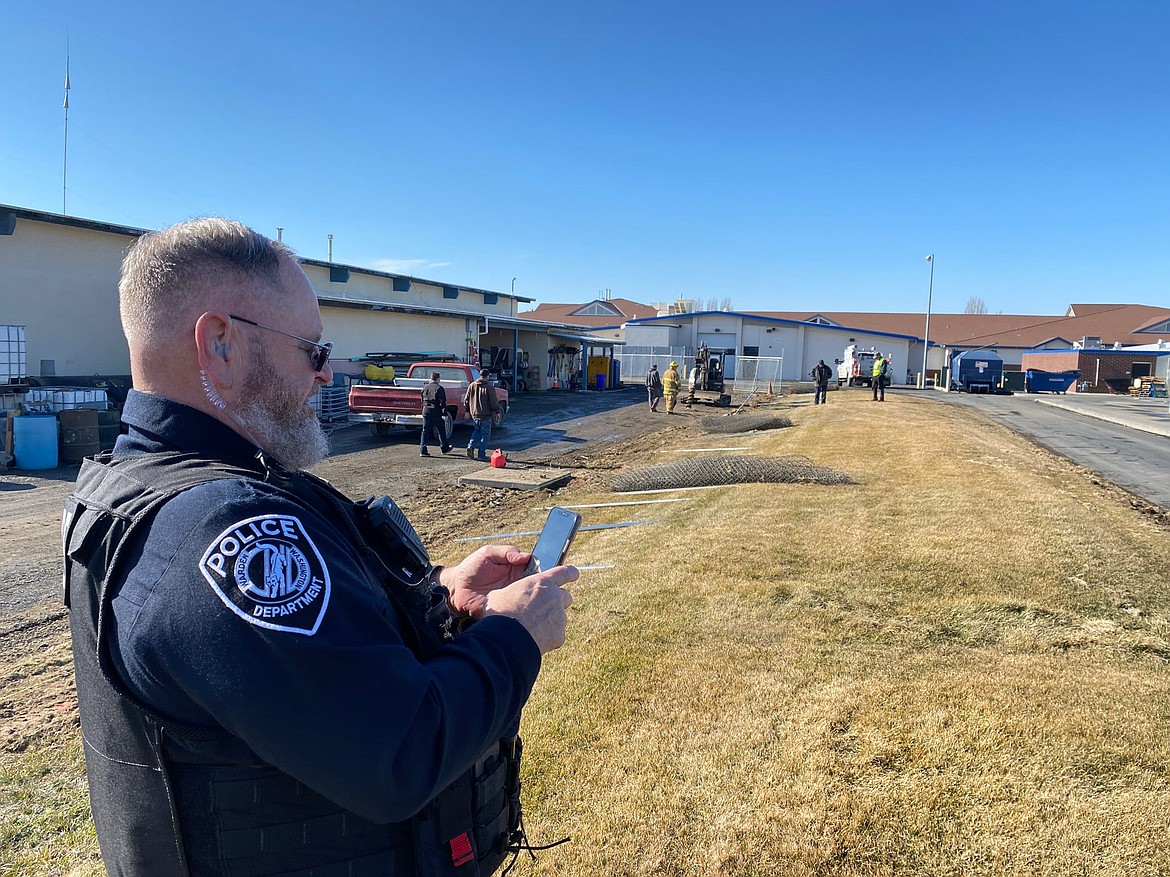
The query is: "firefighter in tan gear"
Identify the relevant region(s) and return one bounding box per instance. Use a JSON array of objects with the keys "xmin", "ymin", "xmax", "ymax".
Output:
[{"xmin": 662, "ymin": 361, "xmax": 682, "ymax": 414}]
